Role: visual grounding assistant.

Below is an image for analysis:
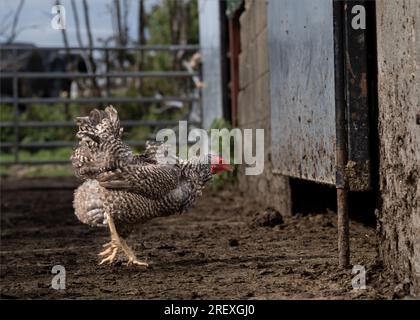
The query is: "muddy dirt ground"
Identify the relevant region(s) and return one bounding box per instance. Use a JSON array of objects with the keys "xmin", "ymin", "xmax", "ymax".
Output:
[{"xmin": 1, "ymin": 178, "xmax": 396, "ymax": 299}]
